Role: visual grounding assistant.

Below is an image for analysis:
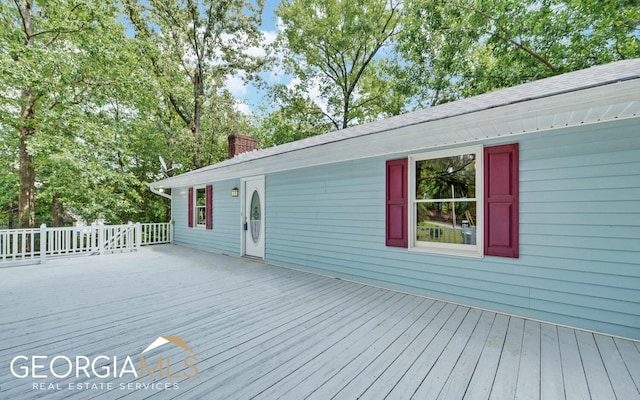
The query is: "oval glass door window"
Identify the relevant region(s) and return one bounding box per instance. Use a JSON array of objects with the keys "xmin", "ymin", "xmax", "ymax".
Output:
[{"xmin": 250, "ymin": 190, "xmax": 261, "ymax": 243}]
